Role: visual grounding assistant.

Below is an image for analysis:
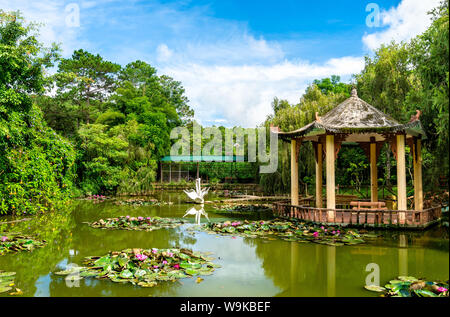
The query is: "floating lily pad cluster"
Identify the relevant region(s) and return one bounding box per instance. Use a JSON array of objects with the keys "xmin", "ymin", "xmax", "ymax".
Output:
[
  {"xmin": 87, "ymin": 216, "xmax": 187, "ymax": 231},
  {"xmin": 54, "ymin": 248, "xmax": 220, "ymax": 288},
  {"xmin": 0, "ymin": 233, "xmax": 46, "ymax": 255},
  {"xmin": 83, "ymin": 195, "xmax": 108, "ymax": 201},
  {"xmin": 365, "ymin": 276, "xmax": 449, "ymax": 297},
  {"xmin": 200, "ymin": 219, "xmax": 378, "ymax": 246},
  {"xmin": 114, "ymin": 198, "xmax": 173, "ymax": 206},
  {"xmin": 213, "ymin": 204, "xmax": 272, "ymax": 215},
  {"xmin": 0, "ymin": 271, "xmax": 17, "ymax": 294}
]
